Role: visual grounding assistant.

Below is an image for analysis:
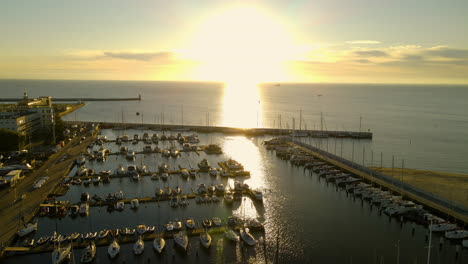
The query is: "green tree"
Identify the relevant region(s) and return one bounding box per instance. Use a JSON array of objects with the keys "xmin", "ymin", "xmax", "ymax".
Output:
[{"xmin": 0, "ymin": 129, "xmax": 27, "ymax": 151}]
